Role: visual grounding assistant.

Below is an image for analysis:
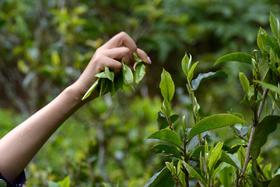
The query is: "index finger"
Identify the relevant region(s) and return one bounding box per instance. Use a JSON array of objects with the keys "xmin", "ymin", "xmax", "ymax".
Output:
[{"xmin": 101, "ymin": 32, "xmax": 137, "ymax": 52}]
